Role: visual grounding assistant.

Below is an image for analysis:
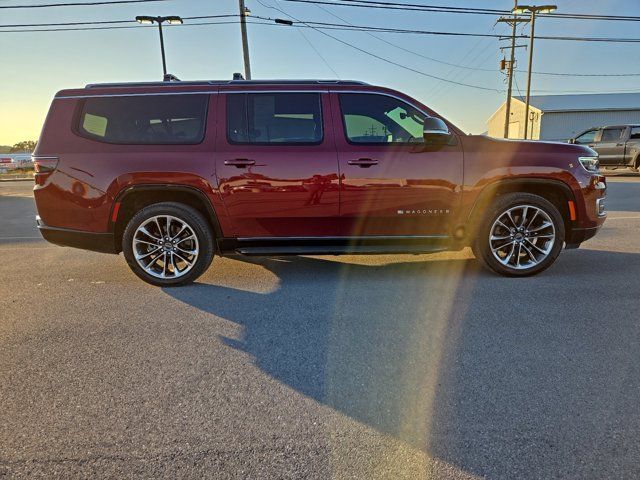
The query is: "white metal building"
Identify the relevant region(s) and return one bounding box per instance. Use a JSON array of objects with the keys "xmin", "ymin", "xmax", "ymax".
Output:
[{"xmin": 487, "ymin": 93, "xmax": 640, "ymax": 141}]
